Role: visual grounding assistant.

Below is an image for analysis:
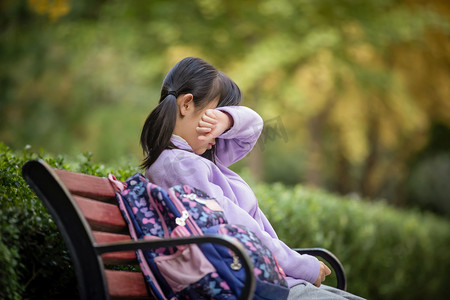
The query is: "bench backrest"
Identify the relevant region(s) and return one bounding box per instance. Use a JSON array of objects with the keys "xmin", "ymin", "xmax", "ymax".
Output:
[{"xmin": 22, "ymin": 160, "xmax": 150, "ymax": 299}]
